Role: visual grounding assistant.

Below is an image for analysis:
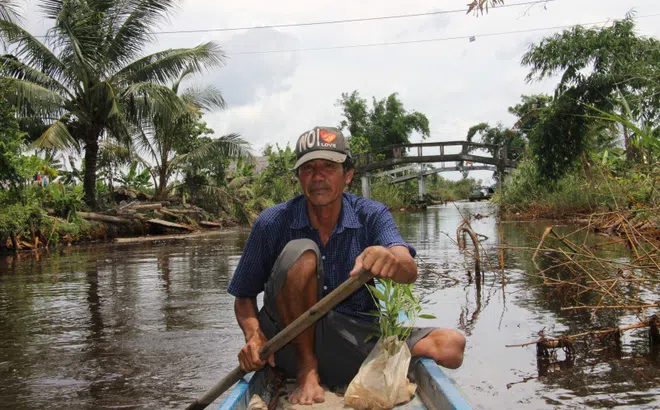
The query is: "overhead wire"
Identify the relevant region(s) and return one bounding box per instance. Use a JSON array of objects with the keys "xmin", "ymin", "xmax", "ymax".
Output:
[
  {"xmin": 226, "ymin": 13, "xmax": 660, "ymax": 56},
  {"xmin": 152, "ymin": 0, "xmax": 556, "ymax": 35}
]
